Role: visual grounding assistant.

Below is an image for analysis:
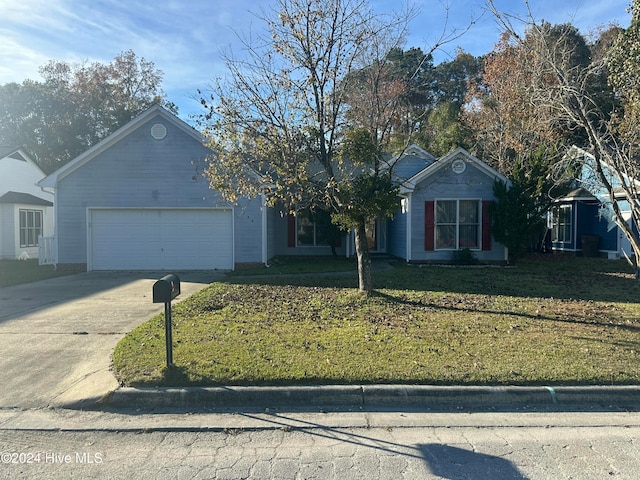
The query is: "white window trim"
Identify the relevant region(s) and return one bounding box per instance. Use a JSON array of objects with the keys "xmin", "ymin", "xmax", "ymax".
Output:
[
  {"xmin": 434, "ymin": 199, "xmax": 481, "ymax": 251},
  {"xmin": 19, "ymin": 209, "xmax": 43, "ymax": 248},
  {"xmin": 551, "ymin": 204, "xmax": 573, "ymax": 244}
]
